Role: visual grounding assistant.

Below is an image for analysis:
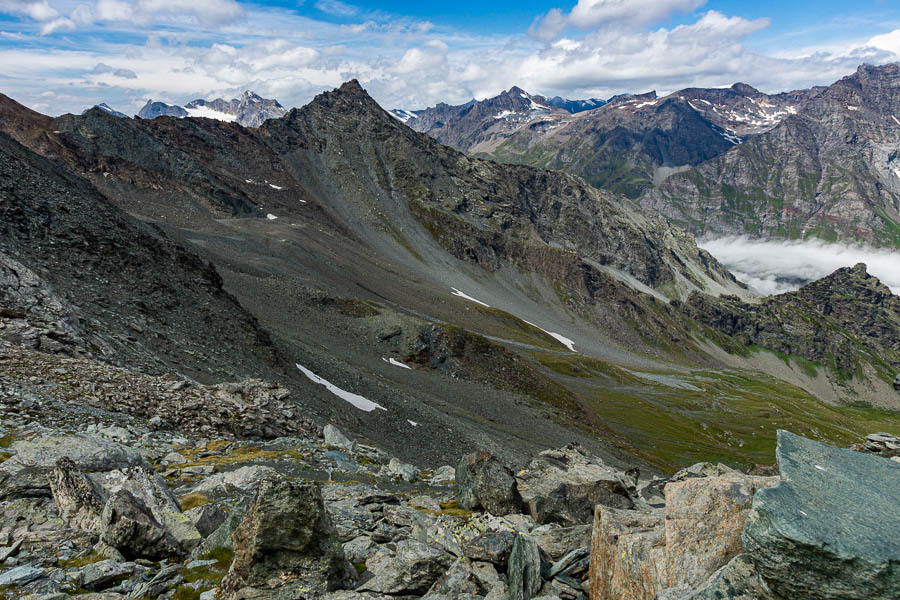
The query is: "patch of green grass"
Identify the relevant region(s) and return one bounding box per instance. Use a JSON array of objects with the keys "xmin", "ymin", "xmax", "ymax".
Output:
[
  {"xmin": 474, "ymin": 306, "xmax": 569, "ymax": 351},
  {"xmin": 0, "ymin": 435, "xmax": 14, "ymax": 449},
  {"xmin": 0, "ymin": 452, "xmax": 10, "ymax": 463},
  {"xmin": 200, "ymin": 547, "xmax": 235, "ymax": 571},
  {"xmin": 353, "ymin": 562, "xmax": 367, "ymax": 575},
  {"xmin": 59, "ymin": 552, "xmax": 104, "ymax": 569},
  {"xmin": 177, "ymin": 443, "xmax": 304, "ymax": 468}
]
